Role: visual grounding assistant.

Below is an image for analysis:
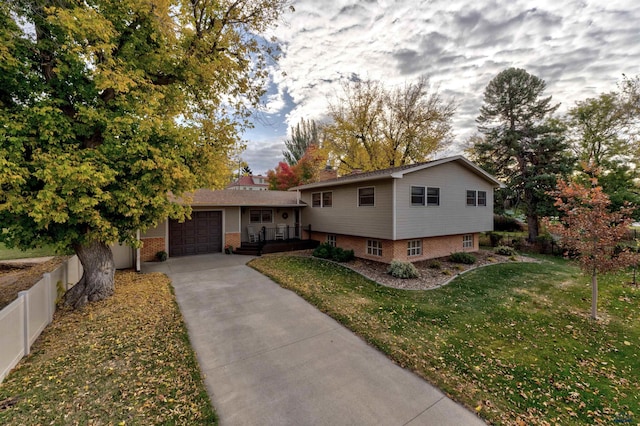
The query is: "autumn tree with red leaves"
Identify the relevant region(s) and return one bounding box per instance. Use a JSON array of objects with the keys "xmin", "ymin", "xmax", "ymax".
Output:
[
  {"xmin": 545, "ymin": 176, "xmax": 638, "ymax": 319},
  {"xmin": 267, "ymin": 145, "xmax": 327, "ymax": 190}
]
